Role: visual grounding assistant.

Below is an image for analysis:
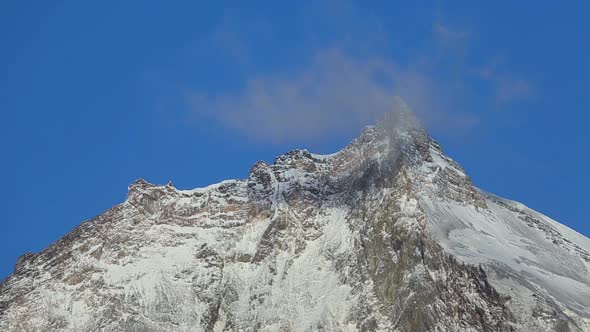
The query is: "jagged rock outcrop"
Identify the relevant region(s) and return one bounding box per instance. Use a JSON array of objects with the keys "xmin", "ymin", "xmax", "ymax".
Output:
[{"xmin": 1, "ymin": 107, "xmax": 589, "ymax": 331}]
